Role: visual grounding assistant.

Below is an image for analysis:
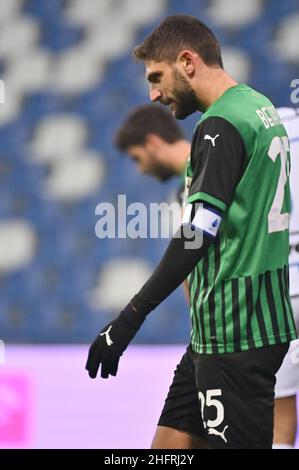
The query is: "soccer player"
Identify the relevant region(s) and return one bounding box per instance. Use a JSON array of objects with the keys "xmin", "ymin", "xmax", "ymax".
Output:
[
  {"xmin": 86, "ymin": 15, "xmax": 297, "ymax": 449},
  {"xmin": 116, "ymin": 104, "xmax": 299, "ymax": 449},
  {"xmin": 114, "ymin": 104, "xmax": 189, "ymax": 185},
  {"xmin": 115, "ymin": 104, "xmax": 191, "ymax": 303},
  {"xmin": 273, "ymin": 107, "xmax": 299, "ymax": 449}
]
